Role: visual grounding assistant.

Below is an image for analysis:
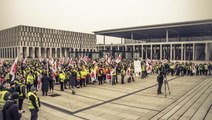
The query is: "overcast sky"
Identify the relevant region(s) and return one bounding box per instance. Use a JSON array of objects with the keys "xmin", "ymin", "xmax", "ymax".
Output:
[{"xmin": 0, "ymin": 0, "xmax": 212, "ymax": 44}]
